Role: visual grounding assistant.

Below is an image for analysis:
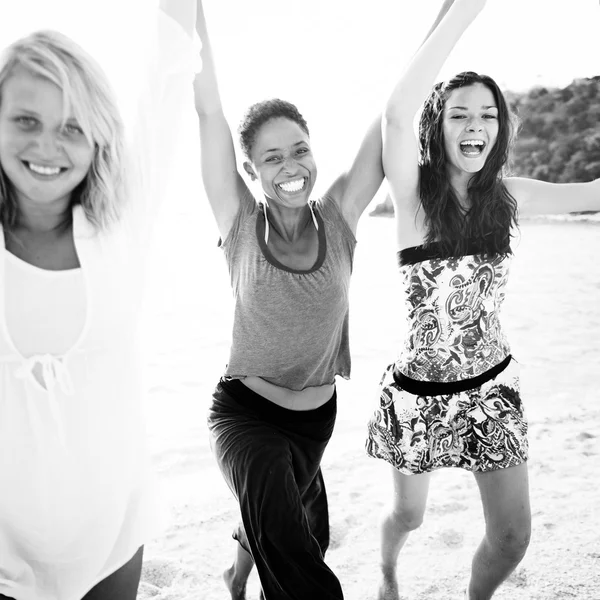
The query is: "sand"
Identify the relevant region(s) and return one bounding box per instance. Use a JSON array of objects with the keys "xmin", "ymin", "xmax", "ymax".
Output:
[{"xmin": 137, "ymin": 205, "xmax": 600, "ymax": 600}]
